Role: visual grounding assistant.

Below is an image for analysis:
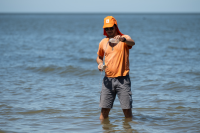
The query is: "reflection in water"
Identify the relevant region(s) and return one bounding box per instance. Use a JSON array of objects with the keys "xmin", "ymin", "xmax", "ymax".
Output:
[
  {"xmin": 101, "ymin": 118, "xmax": 116, "ymax": 131},
  {"xmin": 100, "ymin": 114, "xmax": 166, "ymax": 132},
  {"xmin": 100, "ymin": 118, "xmax": 139, "ymax": 133},
  {"xmin": 122, "ymin": 118, "xmax": 140, "ymax": 133},
  {"xmin": 123, "ymin": 119, "xmax": 132, "ymax": 127}
]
